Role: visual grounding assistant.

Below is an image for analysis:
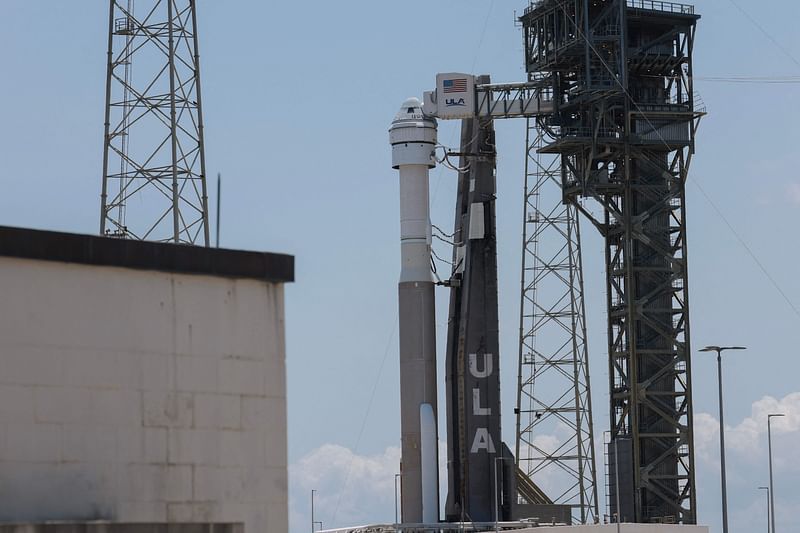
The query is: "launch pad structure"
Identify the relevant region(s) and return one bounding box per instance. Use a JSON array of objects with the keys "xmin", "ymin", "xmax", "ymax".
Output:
[
  {"xmin": 79, "ymin": 0, "xmax": 705, "ymax": 530},
  {"xmin": 518, "ymin": 0, "xmax": 702, "ymax": 523},
  {"xmin": 390, "ymin": 0, "xmax": 703, "ymax": 529}
]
